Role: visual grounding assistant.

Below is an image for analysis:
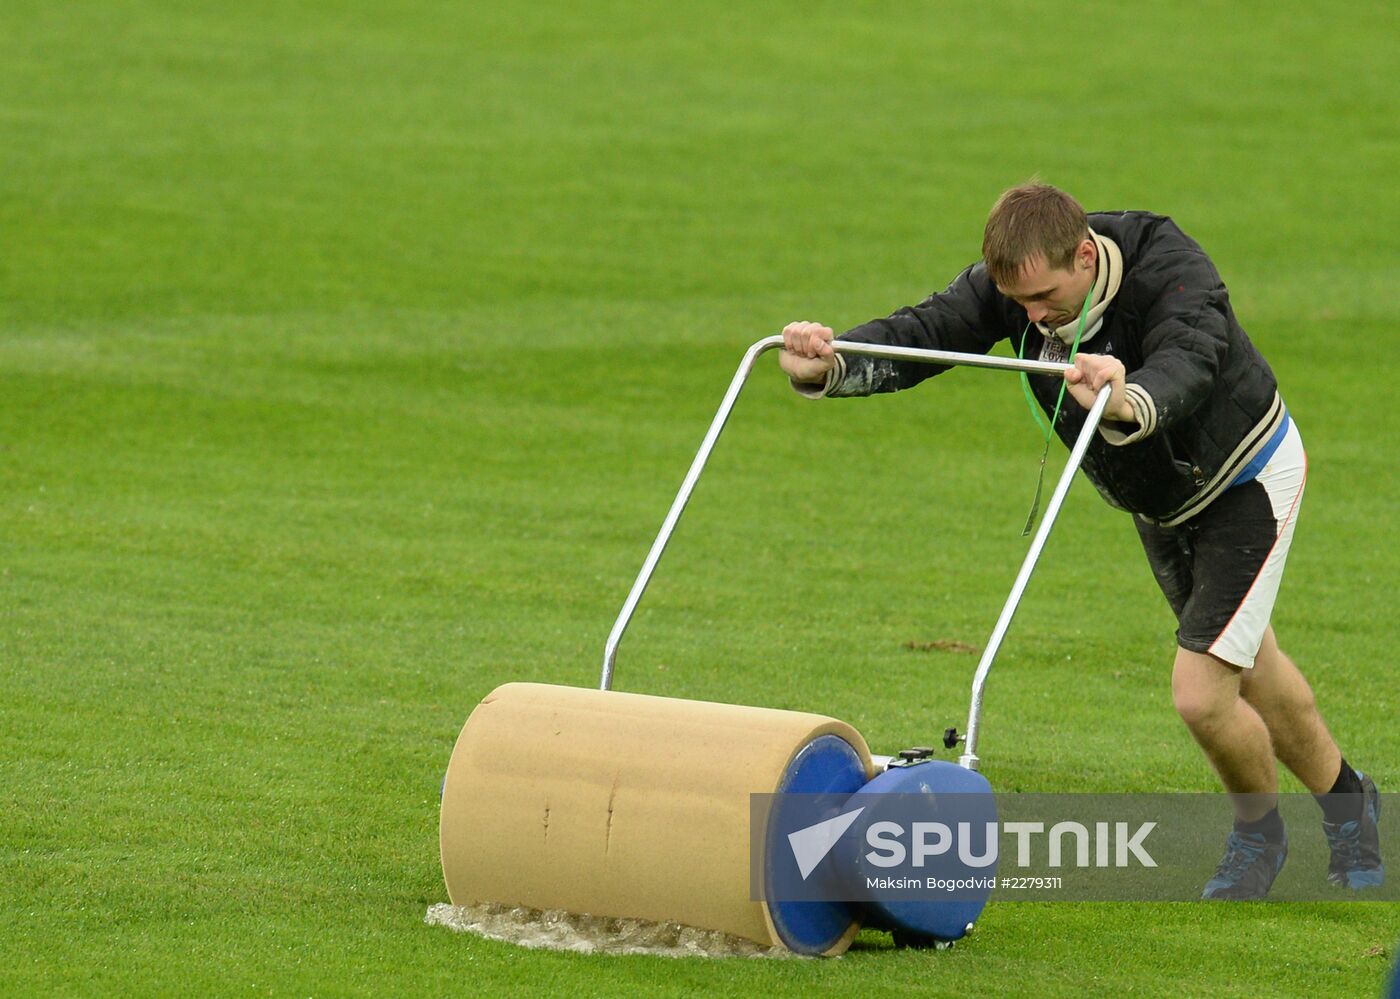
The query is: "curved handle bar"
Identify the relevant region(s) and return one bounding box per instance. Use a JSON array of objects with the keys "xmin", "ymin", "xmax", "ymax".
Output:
[{"xmin": 598, "ymin": 335, "xmax": 1110, "ymax": 770}]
